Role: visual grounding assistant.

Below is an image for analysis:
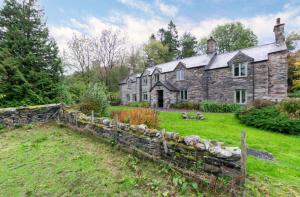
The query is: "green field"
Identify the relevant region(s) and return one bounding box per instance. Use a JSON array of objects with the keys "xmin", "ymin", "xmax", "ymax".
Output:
[
  {"xmin": 0, "ymin": 123, "xmax": 207, "ymax": 196},
  {"xmin": 110, "ymin": 106, "xmax": 300, "ymax": 196}
]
